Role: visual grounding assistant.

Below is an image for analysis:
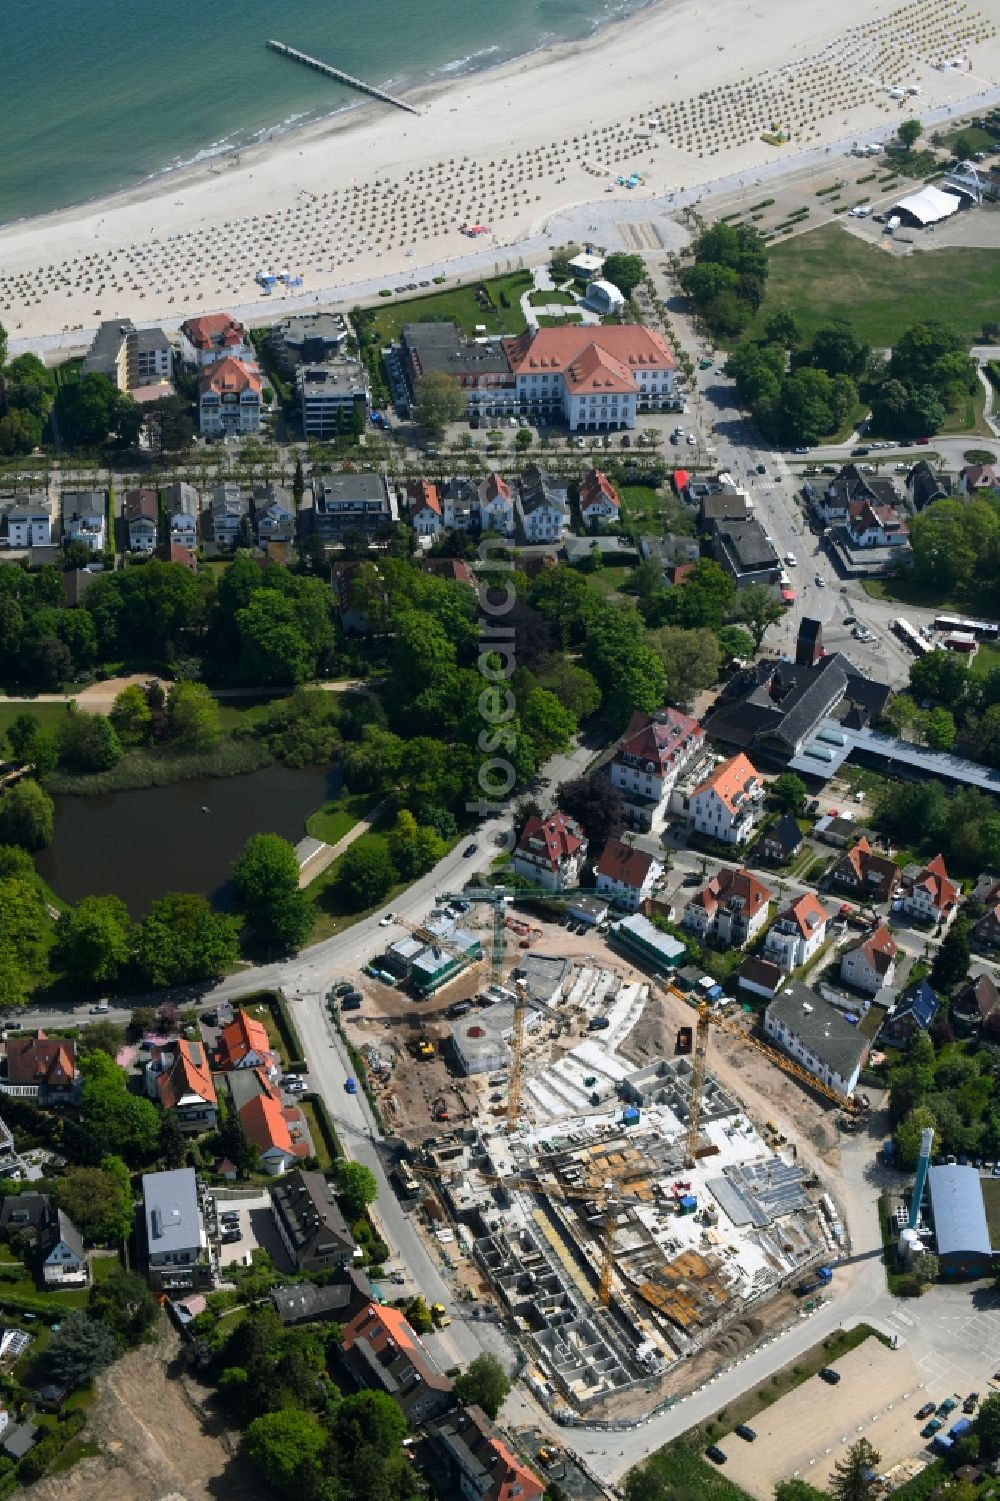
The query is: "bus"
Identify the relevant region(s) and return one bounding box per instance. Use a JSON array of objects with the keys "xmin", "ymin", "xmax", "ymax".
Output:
[
  {"xmin": 890, "ymin": 617, "xmax": 931, "ymax": 656},
  {"xmin": 933, "ymin": 614, "xmax": 999, "ymax": 641}
]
